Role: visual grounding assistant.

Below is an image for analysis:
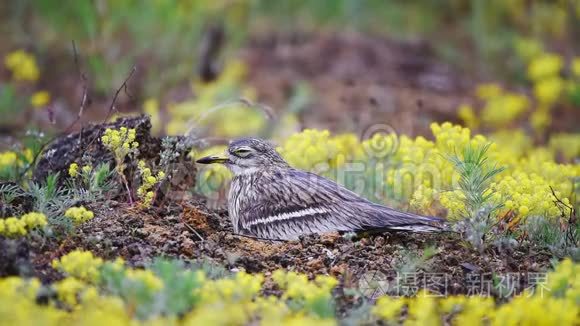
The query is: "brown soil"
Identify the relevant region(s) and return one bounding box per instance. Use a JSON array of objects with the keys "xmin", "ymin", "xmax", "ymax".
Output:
[
  {"xmin": 26, "ymin": 197, "xmax": 552, "ymax": 300},
  {"xmin": 242, "ymin": 32, "xmax": 472, "ymax": 137}
]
